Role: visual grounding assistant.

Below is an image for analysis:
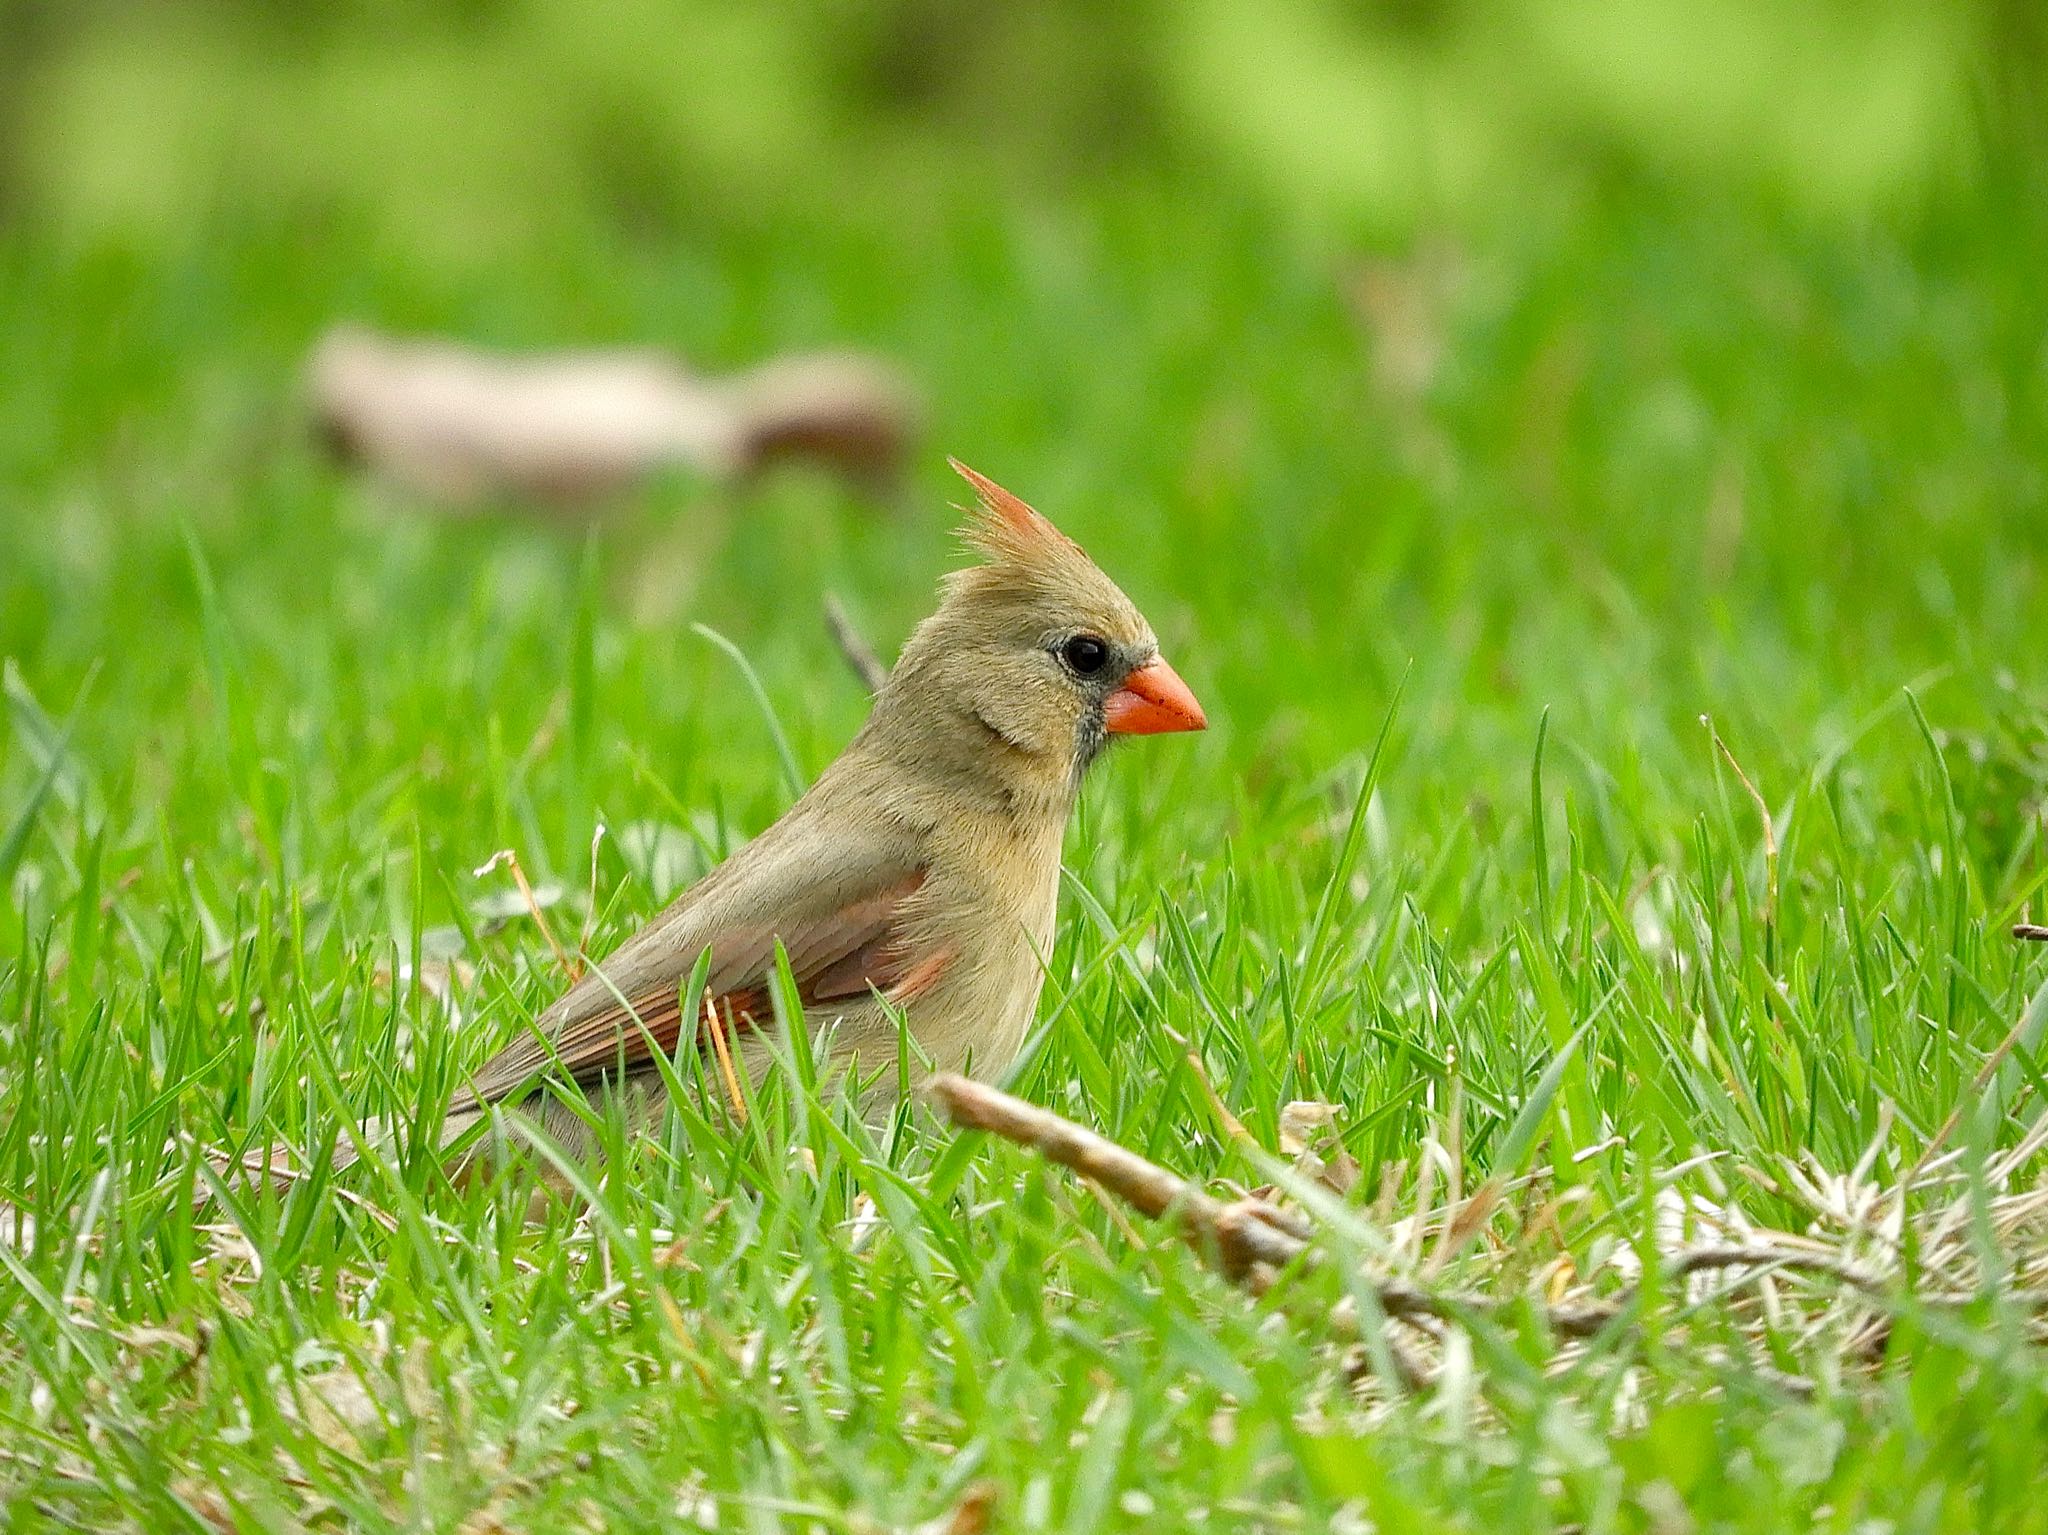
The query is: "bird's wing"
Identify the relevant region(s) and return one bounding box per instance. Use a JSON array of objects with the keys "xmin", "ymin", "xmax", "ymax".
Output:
[{"xmin": 456, "ymin": 809, "xmax": 940, "ymax": 1109}]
